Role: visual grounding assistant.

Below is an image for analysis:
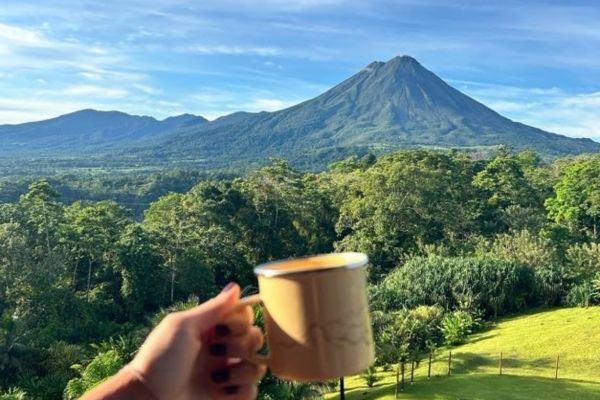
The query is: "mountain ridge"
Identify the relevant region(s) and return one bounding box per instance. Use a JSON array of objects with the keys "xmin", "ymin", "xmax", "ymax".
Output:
[
  {"xmin": 0, "ymin": 109, "xmax": 208, "ymax": 153},
  {"xmin": 0, "ymin": 55, "xmax": 598, "ymax": 169}
]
